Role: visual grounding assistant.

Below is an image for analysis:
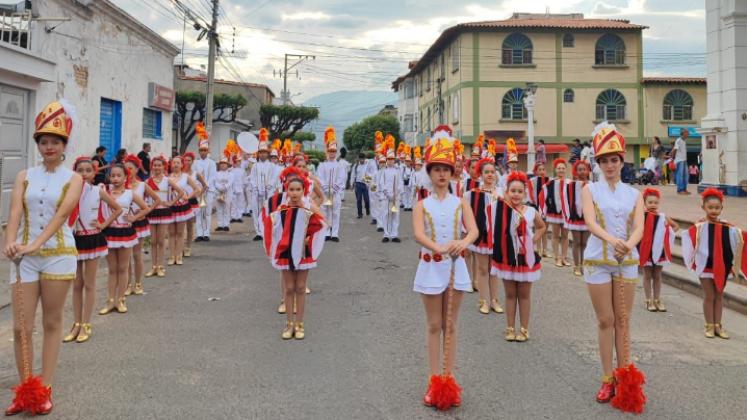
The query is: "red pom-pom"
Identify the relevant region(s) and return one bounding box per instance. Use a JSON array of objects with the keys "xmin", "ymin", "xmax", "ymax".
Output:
[
  {"xmin": 430, "ymin": 374, "xmax": 462, "ymax": 411},
  {"xmin": 642, "ymin": 188, "xmax": 661, "ymax": 199},
  {"xmin": 701, "ymin": 187, "xmax": 724, "ymax": 202},
  {"xmin": 611, "ymin": 364, "xmax": 647, "ymax": 414},
  {"xmin": 11, "ymin": 375, "xmax": 50, "ymax": 415},
  {"xmin": 553, "ymin": 158, "xmax": 567, "ymax": 168}
]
